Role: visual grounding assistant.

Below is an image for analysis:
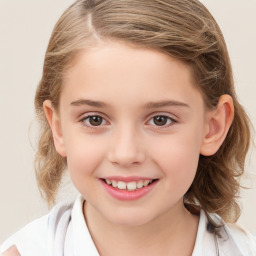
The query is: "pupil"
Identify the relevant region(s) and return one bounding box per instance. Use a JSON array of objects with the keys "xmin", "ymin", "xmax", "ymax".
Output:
[
  {"xmin": 90, "ymin": 116, "xmax": 102, "ymax": 126},
  {"xmin": 154, "ymin": 116, "xmax": 167, "ymax": 126}
]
